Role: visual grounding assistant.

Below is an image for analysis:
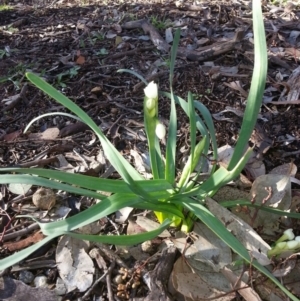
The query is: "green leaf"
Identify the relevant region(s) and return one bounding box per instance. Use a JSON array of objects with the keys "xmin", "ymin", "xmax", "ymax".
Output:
[
  {"xmin": 188, "ymin": 93, "xmax": 196, "ymax": 152},
  {"xmin": 0, "ymin": 174, "xmax": 108, "ymax": 199},
  {"xmin": 161, "ymin": 92, "xmax": 210, "ymax": 152},
  {"xmin": 195, "ymin": 148, "xmax": 253, "ymax": 196},
  {"xmin": 135, "ymin": 202, "xmax": 184, "ymax": 219},
  {"xmin": 165, "ymin": 28, "xmax": 180, "ymax": 183},
  {"xmin": 117, "ymin": 69, "xmax": 148, "ymax": 85},
  {"xmin": 65, "ymin": 219, "xmax": 171, "ymax": 245},
  {"xmin": 0, "ymin": 168, "xmax": 175, "ymax": 197},
  {"xmin": 227, "ymin": 0, "xmax": 267, "ymax": 170},
  {"xmin": 177, "ymin": 137, "xmax": 206, "ymax": 189},
  {"xmin": 25, "ymin": 73, "xmax": 151, "ymax": 200},
  {"xmin": 24, "ymin": 112, "xmax": 82, "ymax": 133},
  {"xmin": 22, "ymin": 193, "xmax": 142, "ymax": 235},
  {"xmin": 193, "ymin": 101, "xmax": 218, "ymax": 168}
]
